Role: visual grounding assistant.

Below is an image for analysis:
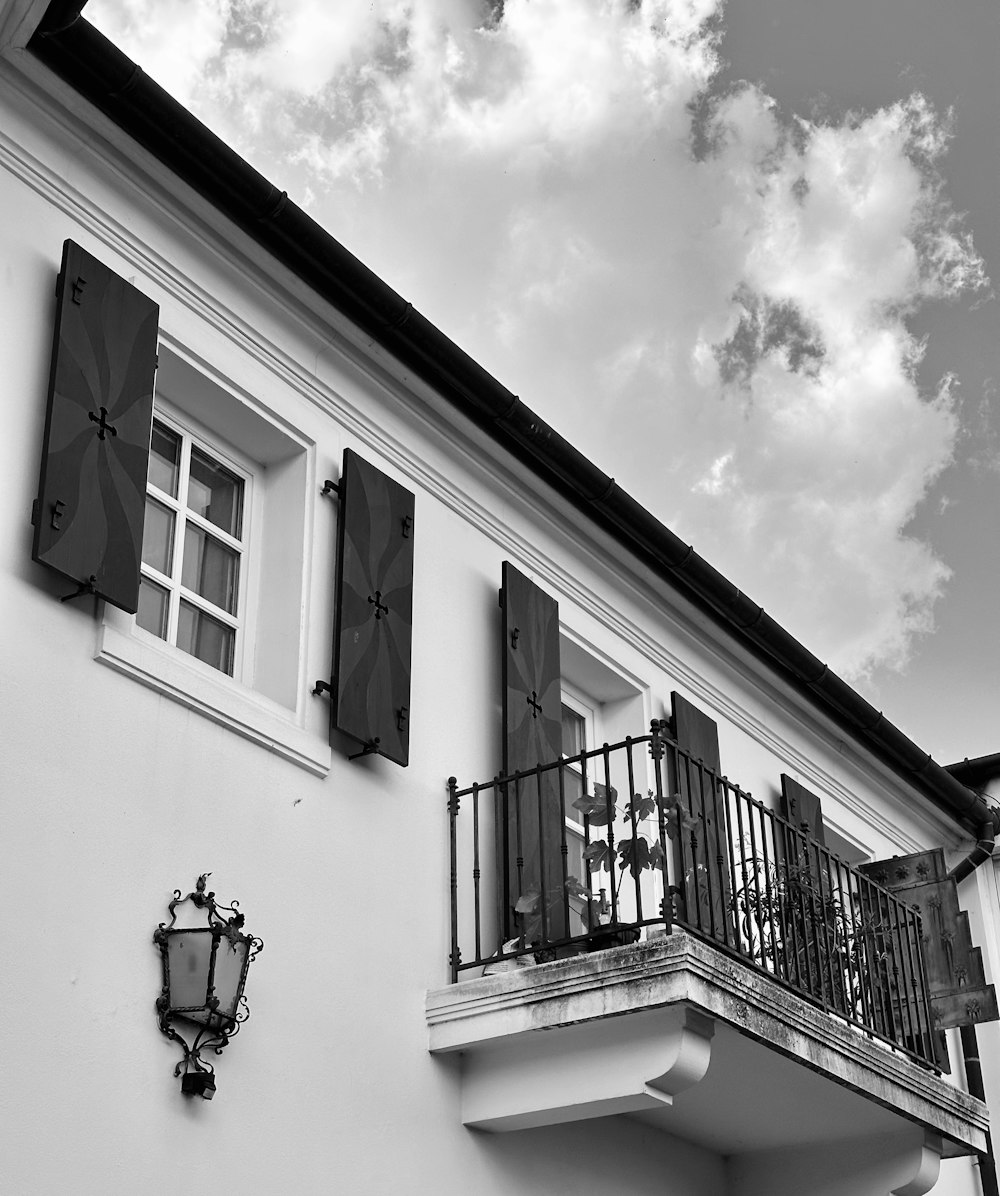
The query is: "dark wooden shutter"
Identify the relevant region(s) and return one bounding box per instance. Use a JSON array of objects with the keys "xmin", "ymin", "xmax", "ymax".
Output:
[
  {"xmin": 860, "ymin": 849, "xmax": 998, "ymax": 1038},
  {"xmin": 32, "ymin": 240, "xmax": 158, "ymax": 612},
  {"xmin": 669, "ymin": 693, "xmax": 733, "ymax": 943},
  {"xmin": 499, "ymin": 562, "xmax": 566, "ymax": 942},
  {"xmin": 779, "ymin": 775, "xmax": 826, "ymax": 846},
  {"xmin": 331, "ymin": 449, "xmax": 414, "ymax": 767},
  {"xmin": 778, "ymin": 773, "xmax": 829, "ymax": 889},
  {"xmin": 775, "ymin": 775, "xmax": 835, "ymax": 1005}
]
